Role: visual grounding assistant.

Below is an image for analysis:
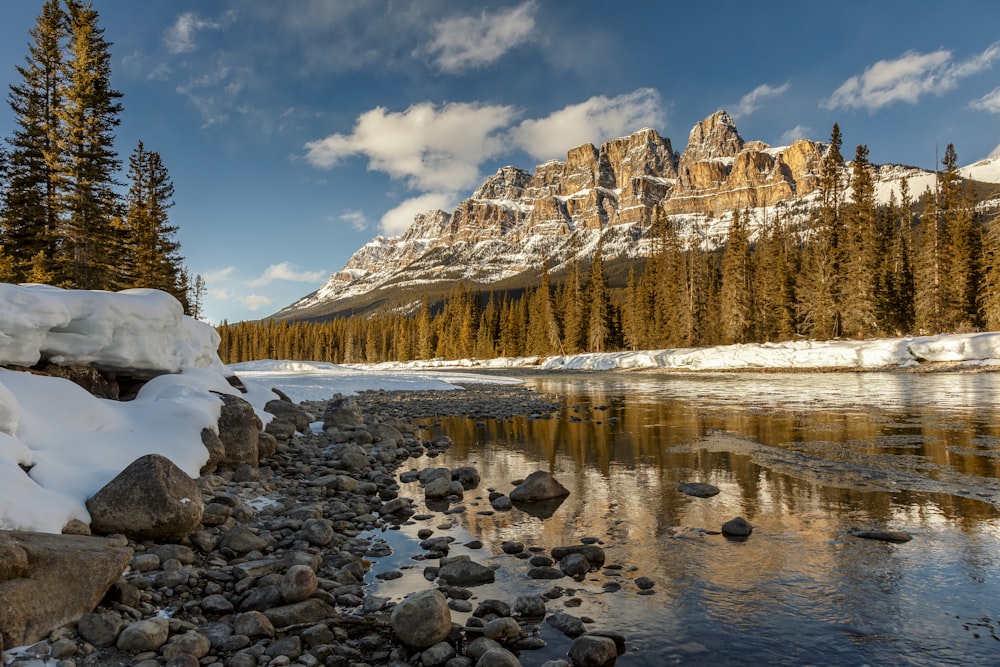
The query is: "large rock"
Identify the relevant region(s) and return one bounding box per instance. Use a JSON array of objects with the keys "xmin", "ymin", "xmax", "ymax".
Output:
[
  {"xmin": 86, "ymin": 454, "xmax": 204, "ymax": 540},
  {"xmin": 322, "ymin": 396, "xmax": 364, "ymax": 428},
  {"xmin": 437, "ymin": 560, "xmax": 496, "ymax": 587},
  {"xmin": 389, "ymin": 589, "xmax": 451, "ymax": 649},
  {"xmin": 215, "ymin": 393, "xmax": 262, "ymax": 469},
  {"xmin": 263, "ymin": 399, "xmax": 313, "ymax": 432},
  {"xmin": 0, "ymin": 531, "xmax": 132, "ymax": 648},
  {"xmin": 568, "ymin": 635, "xmax": 619, "ymax": 667},
  {"xmin": 509, "ymin": 471, "xmax": 570, "ymax": 502}
]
